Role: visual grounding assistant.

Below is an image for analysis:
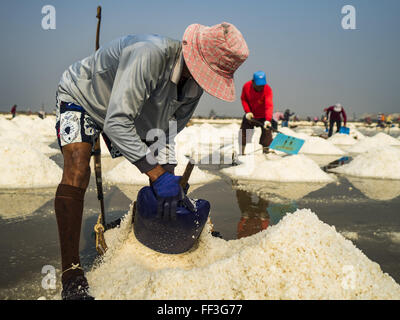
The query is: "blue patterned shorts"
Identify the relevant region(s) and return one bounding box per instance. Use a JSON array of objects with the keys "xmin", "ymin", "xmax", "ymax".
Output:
[{"xmin": 55, "ymin": 101, "xmax": 122, "ymax": 158}]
